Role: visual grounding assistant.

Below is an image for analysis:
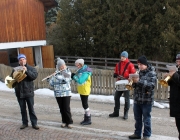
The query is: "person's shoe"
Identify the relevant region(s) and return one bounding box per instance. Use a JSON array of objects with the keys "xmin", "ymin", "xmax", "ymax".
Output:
[
  {"xmin": 81, "ymin": 115, "xmax": 92, "ymax": 125},
  {"xmin": 109, "ymin": 112, "xmax": 119, "ymax": 117},
  {"xmin": 67, "ymin": 124, "xmax": 73, "ymax": 129},
  {"xmin": 32, "ymin": 125, "xmax": 39, "ymax": 130},
  {"xmin": 20, "ymin": 124, "xmax": 28, "ymax": 129},
  {"xmin": 129, "ymin": 134, "xmax": 141, "ymax": 139},
  {"xmin": 61, "ymin": 123, "xmax": 66, "ymax": 128},
  {"xmin": 142, "ymin": 137, "xmax": 150, "ymax": 140},
  {"xmin": 123, "ymin": 109, "xmax": 128, "ymax": 120},
  {"xmin": 80, "ymin": 114, "xmax": 86, "ymax": 124}
]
